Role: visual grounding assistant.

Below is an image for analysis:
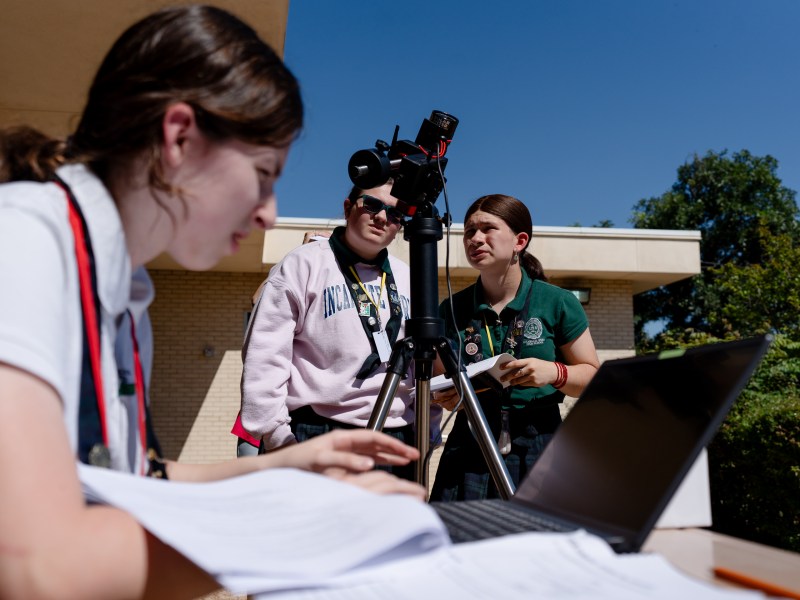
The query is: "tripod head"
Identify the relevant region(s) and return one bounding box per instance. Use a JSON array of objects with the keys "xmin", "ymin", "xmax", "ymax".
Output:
[
  {"xmin": 348, "ymin": 110, "xmax": 458, "ymax": 220},
  {"xmin": 348, "ymin": 110, "xmax": 460, "ymax": 351}
]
